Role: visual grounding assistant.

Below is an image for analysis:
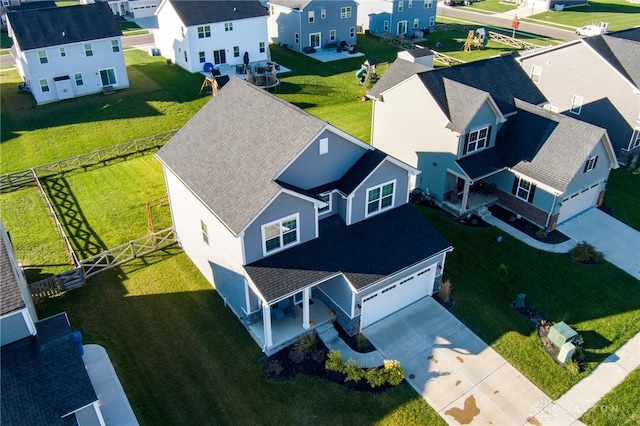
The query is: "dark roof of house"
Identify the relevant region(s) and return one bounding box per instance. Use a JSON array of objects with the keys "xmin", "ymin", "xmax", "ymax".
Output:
[
  {"xmin": 405, "ymin": 48, "xmax": 434, "ymax": 58},
  {"xmin": 168, "ymin": 0, "xmax": 268, "ymax": 26},
  {"xmin": 367, "ymin": 58, "xmax": 432, "ymax": 99},
  {"xmin": 442, "ymin": 77, "xmax": 495, "ymax": 133},
  {"xmin": 417, "ymin": 54, "xmax": 547, "ymax": 120},
  {"xmin": 583, "ymin": 29, "xmax": 640, "ymax": 88},
  {"xmin": 156, "ymin": 78, "xmax": 327, "ymax": 235},
  {"xmin": 456, "ymin": 148, "xmax": 505, "ymax": 180},
  {"xmin": 244, "ymin": 204, "xmax": 452, "ymax": 303},
  {"xmin": 0, "ymin": 231, "xmax": 25, "ymax": 316},
  {"xmin": 1, "ymin": 313, "xmax": 97, "ymax": 425},
  {"xmin": 7, "ymin": 2, "xmax": 121, "ymax": 51},
  {"xmin": 7, "ymin": 1, "xmax": 57, "ymax": 11}
]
